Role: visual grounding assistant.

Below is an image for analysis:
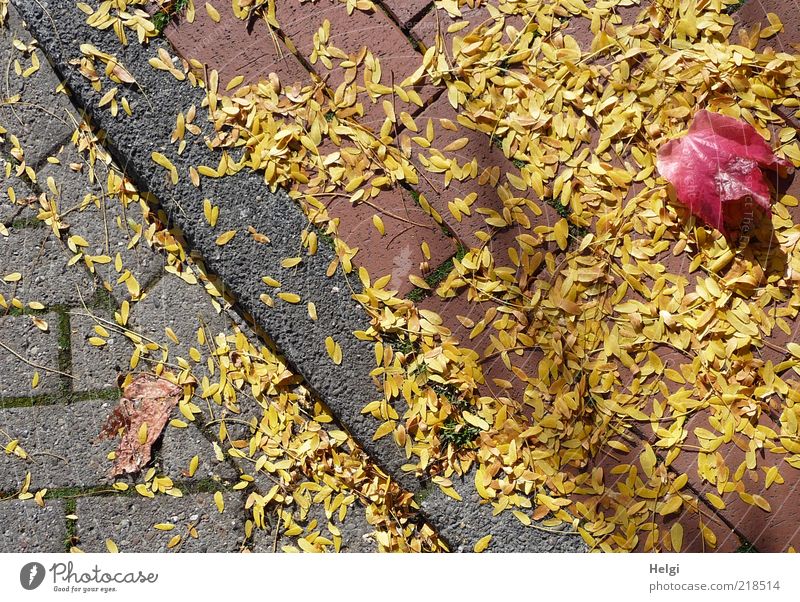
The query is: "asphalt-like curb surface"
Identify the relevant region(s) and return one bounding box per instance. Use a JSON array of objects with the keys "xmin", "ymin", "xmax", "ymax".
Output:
[{"xmin": 13, "ymin": 0, "xmax": 585, "ymax": 553}]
